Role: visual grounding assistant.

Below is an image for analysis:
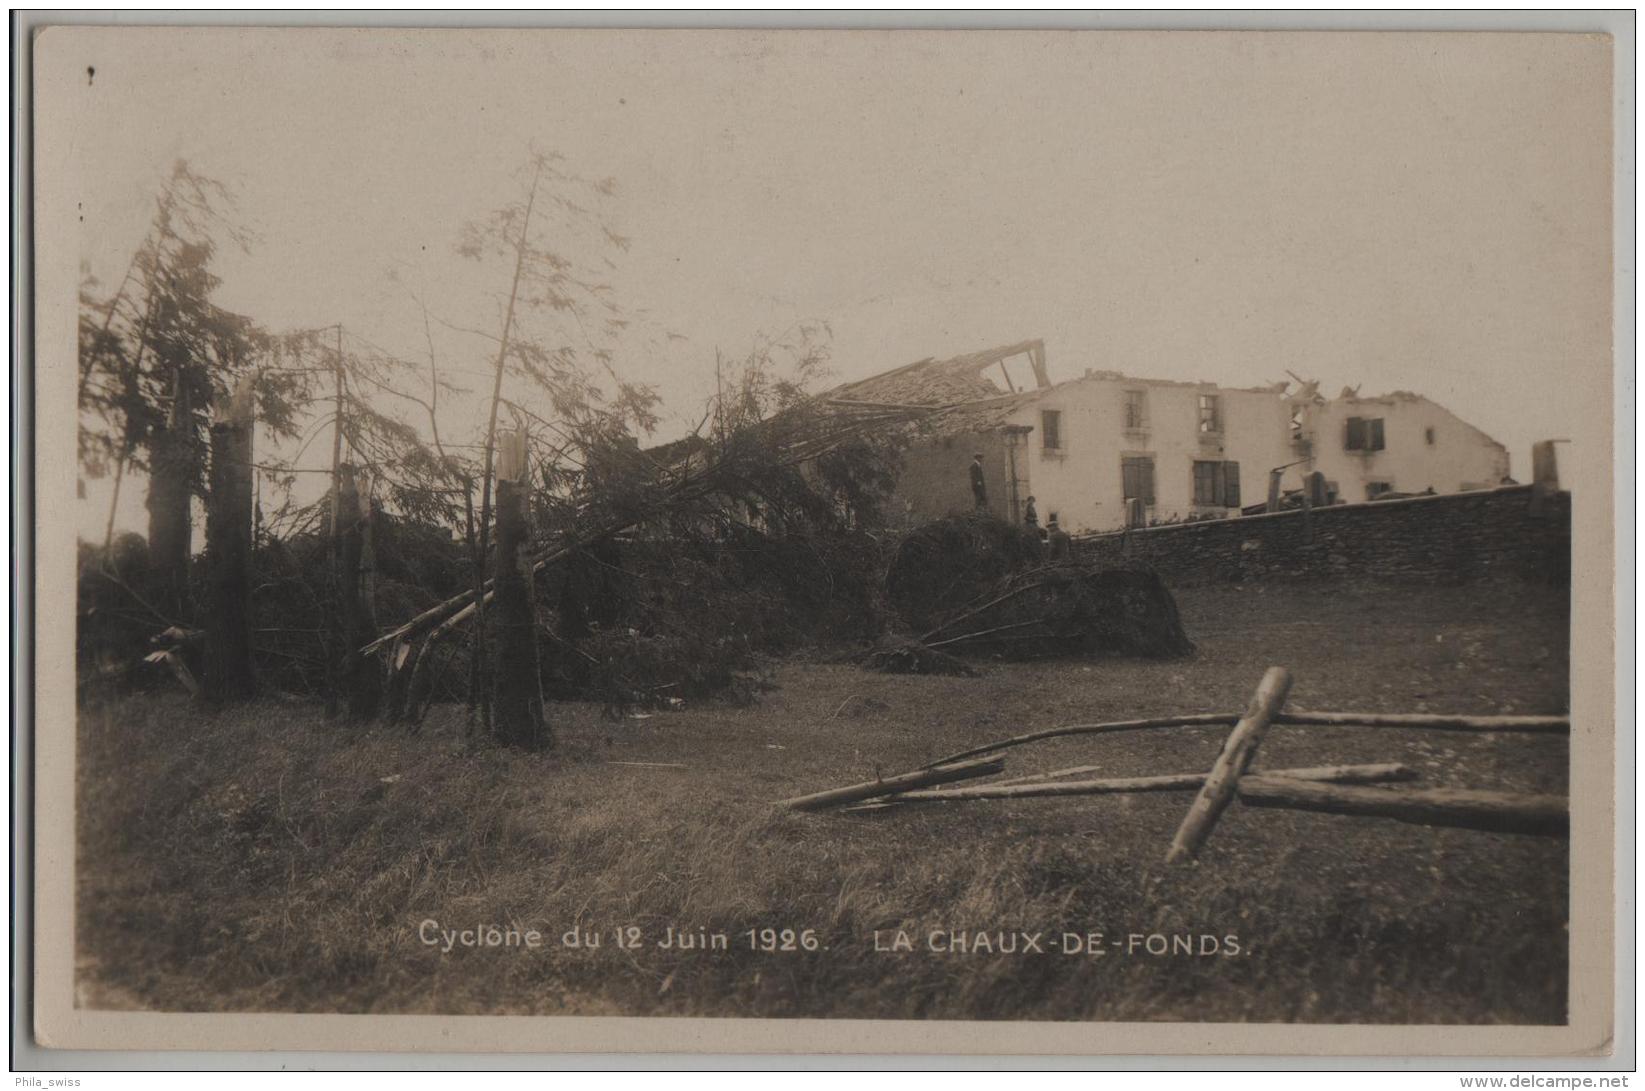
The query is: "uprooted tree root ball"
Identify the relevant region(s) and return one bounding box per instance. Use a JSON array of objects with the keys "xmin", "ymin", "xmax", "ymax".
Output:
[
  {"xmin": 882, "ymin": 513, "xmax": 1048, "ymax": 631},
  {"xmin": 879, "ymin": 514, "xmax": 1194, "ymax": 664}
]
